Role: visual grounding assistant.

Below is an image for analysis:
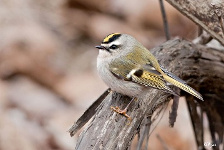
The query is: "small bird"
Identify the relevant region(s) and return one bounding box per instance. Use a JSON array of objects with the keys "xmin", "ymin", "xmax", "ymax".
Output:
[{"xmin": 96, "ymin": 33, "xmax": 203, "ymax": 119}]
